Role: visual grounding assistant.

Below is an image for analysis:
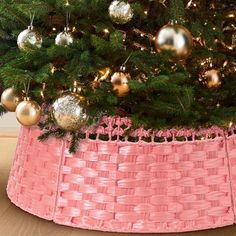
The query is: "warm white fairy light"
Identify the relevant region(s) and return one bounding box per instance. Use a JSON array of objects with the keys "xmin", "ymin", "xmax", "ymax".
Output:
[{"xmin": 103, "ymin": 28, "xmax": 110, "ymax": 34}]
